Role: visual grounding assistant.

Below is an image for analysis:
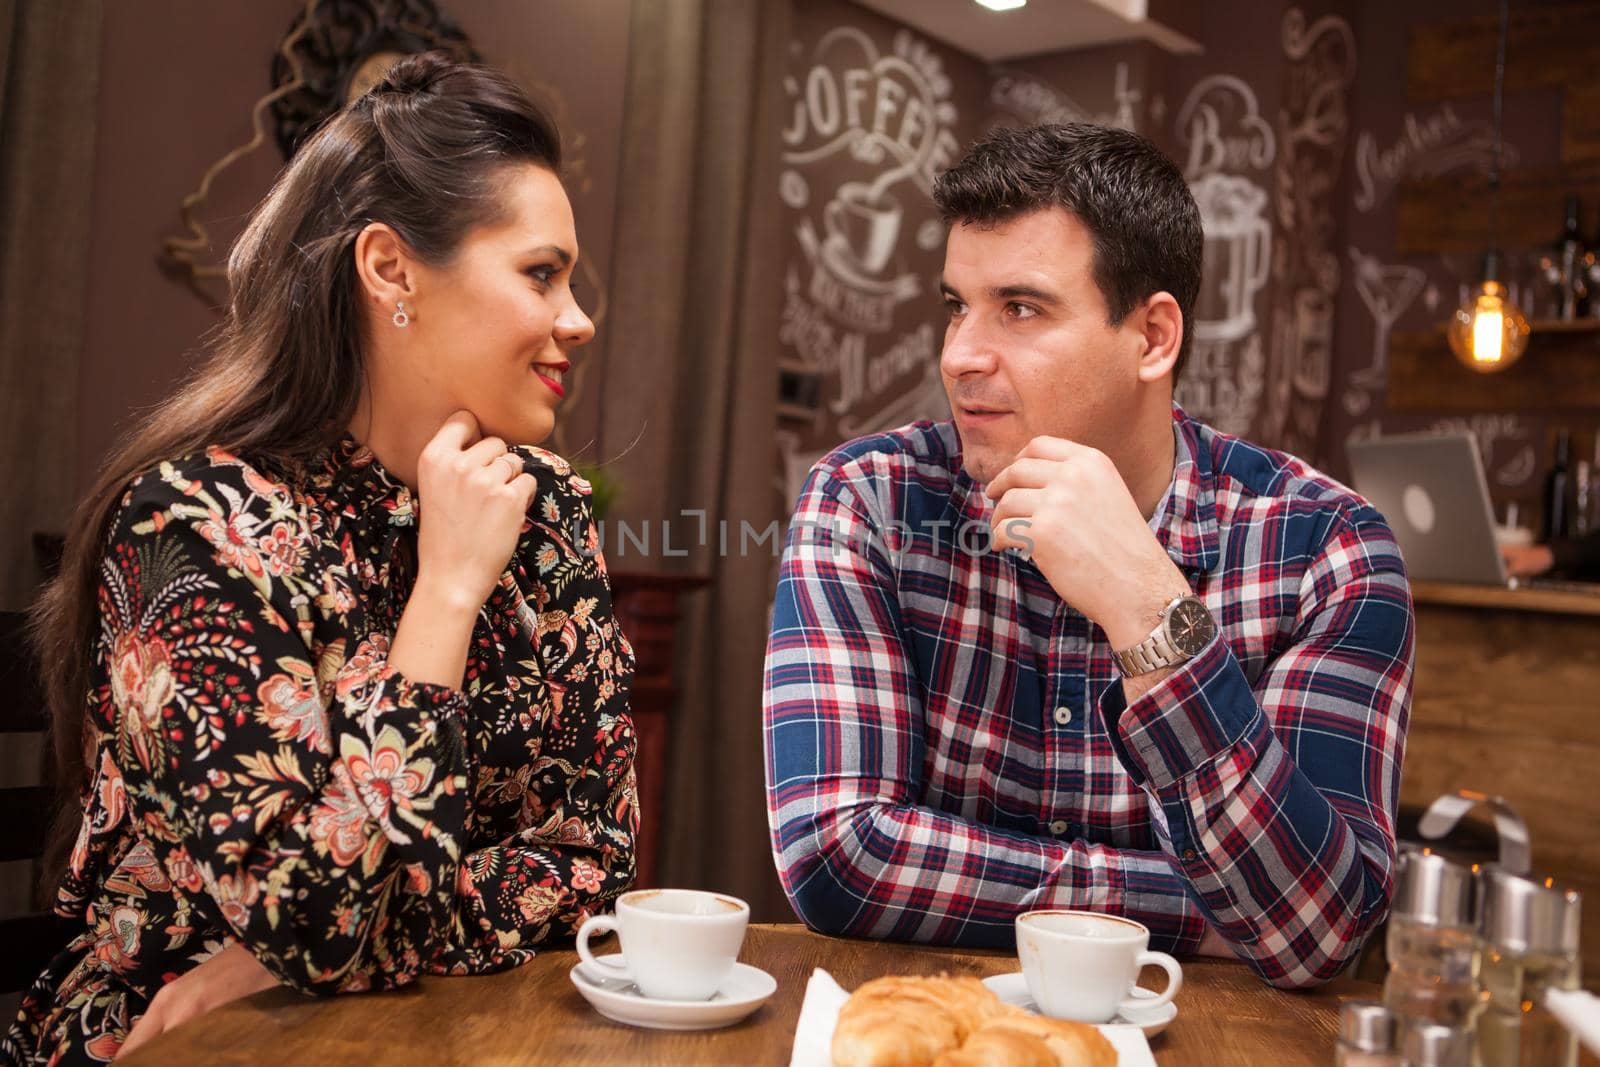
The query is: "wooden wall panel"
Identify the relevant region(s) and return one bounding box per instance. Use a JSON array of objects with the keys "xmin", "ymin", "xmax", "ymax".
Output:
[
  {"xmin": 1395, "ymin": 165, "xmax": 1600, "ymax": 255},
  {"xmin": 1563, "ymin": 83, "xmax": 1600, "ymax": 166},
  {"xmin": 1407, "ymin": 2, "xmax": 1600, "ymax": 101},
  {"xmin": 1387, "ymin": 327, "xmax": 1600, "ymax": 411}
]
